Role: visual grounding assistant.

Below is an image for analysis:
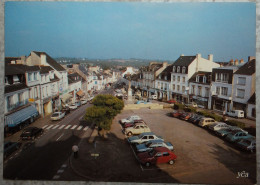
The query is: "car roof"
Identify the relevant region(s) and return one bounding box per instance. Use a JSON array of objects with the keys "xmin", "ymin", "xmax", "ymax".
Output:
[{"xmin": 139, "ymin": 132, "xmax": 155, "ymax": 136}]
